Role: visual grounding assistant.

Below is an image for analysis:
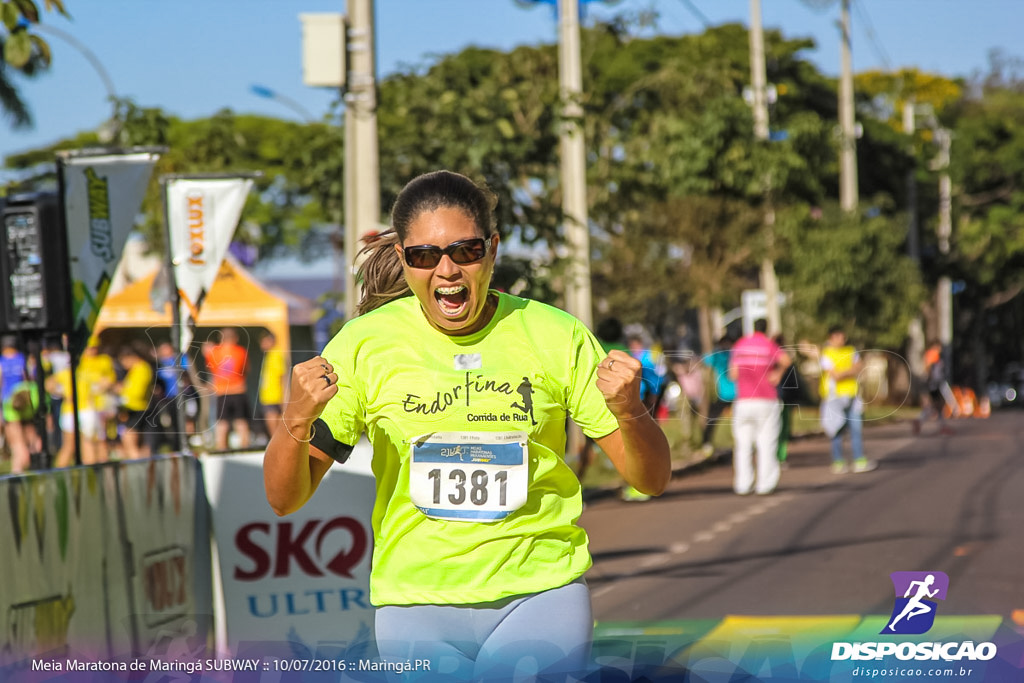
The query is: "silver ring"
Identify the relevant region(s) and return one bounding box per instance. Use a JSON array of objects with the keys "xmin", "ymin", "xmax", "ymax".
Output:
[
  {"xmin": 321, "ymin": 363, "xmax": 329, "ymax": 372},
  {"xmin": 608, "ymin": 359, "xmax": 615, "ymax": 370},
  {"xmin": 323, "ymin": 374, "xmax": 331, "ymax": 386}
]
